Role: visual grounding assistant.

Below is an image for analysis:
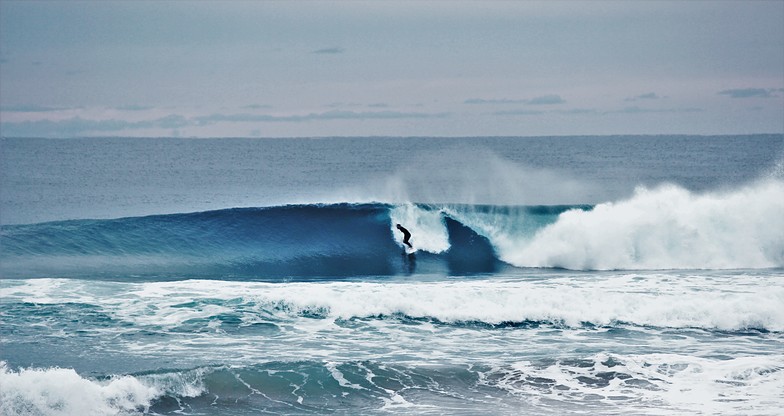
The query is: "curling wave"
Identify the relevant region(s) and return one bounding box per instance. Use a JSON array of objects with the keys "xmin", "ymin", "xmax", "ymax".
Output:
[
  {"xmin": 0, "ymin": 203, "xmax": 509, "ymax": 279},
  {"xmin": 1, "ymin": 179, "xmax": 782, "ymax": 278}
]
